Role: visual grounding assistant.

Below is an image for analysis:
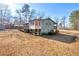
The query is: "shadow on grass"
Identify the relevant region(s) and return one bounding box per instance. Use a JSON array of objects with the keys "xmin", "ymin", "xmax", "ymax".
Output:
[
  {"xmin": 39, "ymin": 33, "xmax": 77, "ymax": 43},
  {"xmin": 20, "ymin": 30, "xmax": 77, "ymax": 44}
]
